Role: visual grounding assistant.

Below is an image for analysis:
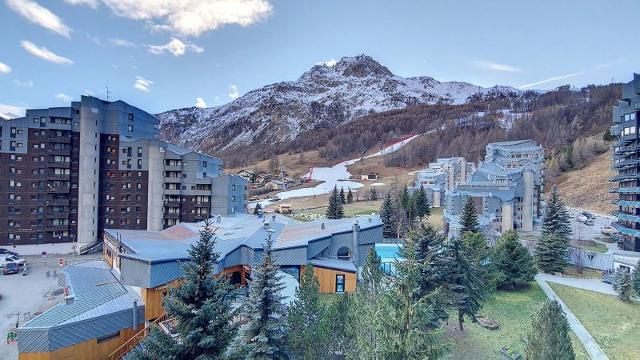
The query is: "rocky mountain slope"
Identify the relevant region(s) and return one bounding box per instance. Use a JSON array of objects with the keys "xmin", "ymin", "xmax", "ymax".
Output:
[{"xmin": 157, "ymin": 55, "xmax": 520, "ymax": 155}]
